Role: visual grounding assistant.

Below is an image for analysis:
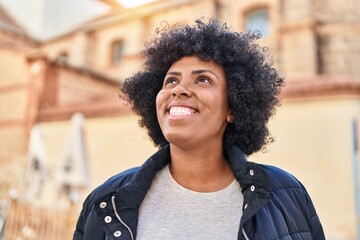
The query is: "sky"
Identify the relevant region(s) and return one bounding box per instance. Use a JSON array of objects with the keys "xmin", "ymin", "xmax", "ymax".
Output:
[{"xmin": 0, "ymin": 0, "xmax": 109, "ymax": 40}]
